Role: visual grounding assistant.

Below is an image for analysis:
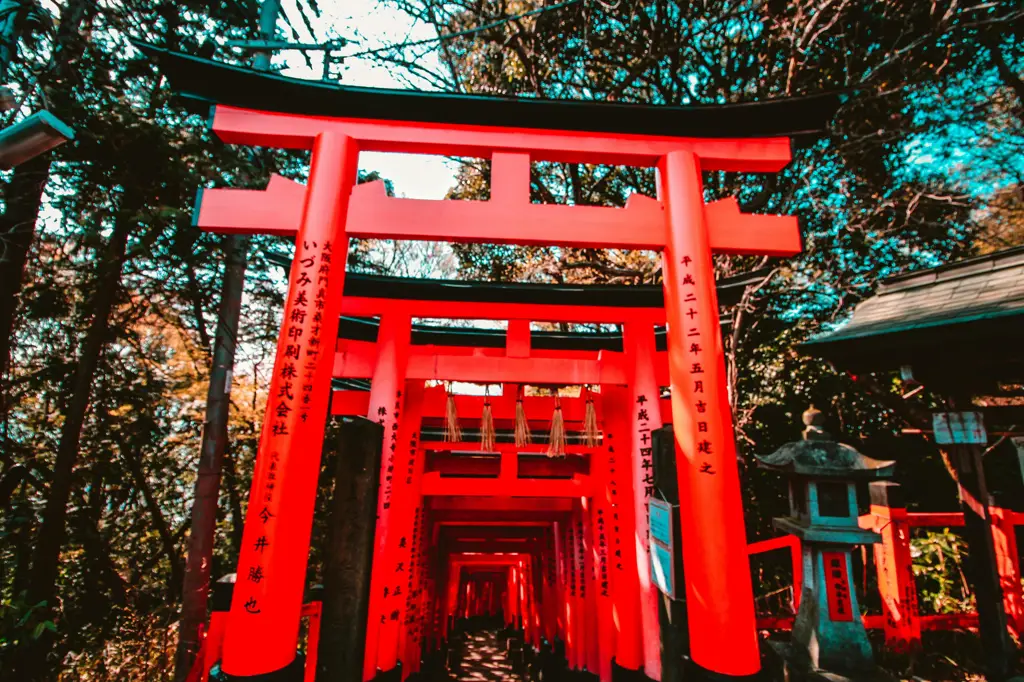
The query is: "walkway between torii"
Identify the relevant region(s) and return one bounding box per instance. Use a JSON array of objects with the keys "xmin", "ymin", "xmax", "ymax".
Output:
[{"xmin": 144, "ymin": 42, "xmax": 844, "ymax": 682}]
